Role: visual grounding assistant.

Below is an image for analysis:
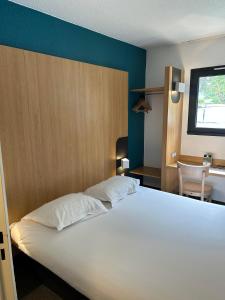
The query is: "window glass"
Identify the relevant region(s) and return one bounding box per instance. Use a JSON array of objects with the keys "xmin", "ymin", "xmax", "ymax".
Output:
[{"xmin": 196, "ymin": 75, "xmax": 225, "ymax": 129}]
